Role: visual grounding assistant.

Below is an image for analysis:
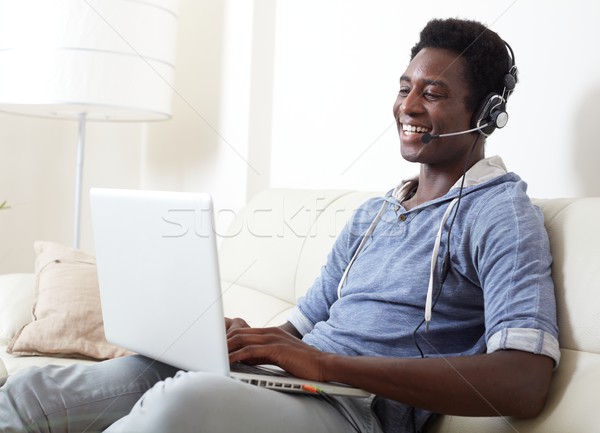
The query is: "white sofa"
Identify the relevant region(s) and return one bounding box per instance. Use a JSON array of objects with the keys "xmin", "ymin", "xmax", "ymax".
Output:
[{"xmin": 1, "ymin": 188, "xmax": 599, "ymax": 432}]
